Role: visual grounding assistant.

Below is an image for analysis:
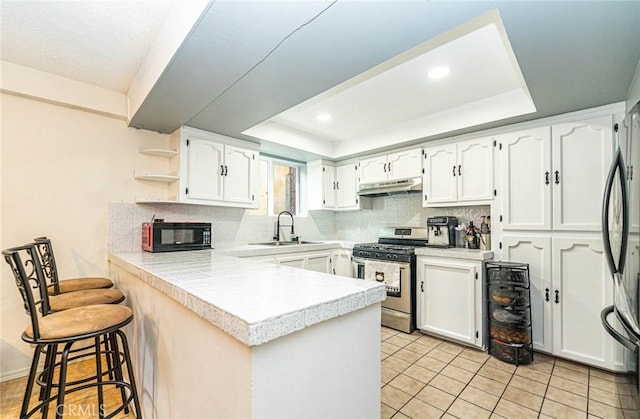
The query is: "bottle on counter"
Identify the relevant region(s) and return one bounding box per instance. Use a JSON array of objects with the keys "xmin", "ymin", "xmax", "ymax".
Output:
[
  {"xmin": 480, "ymin": 216, "xmax": 491, "ymax": 250},
  {"xmin": 466, "ymin": 221, "xmax": 479, "ymax": 249}
]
